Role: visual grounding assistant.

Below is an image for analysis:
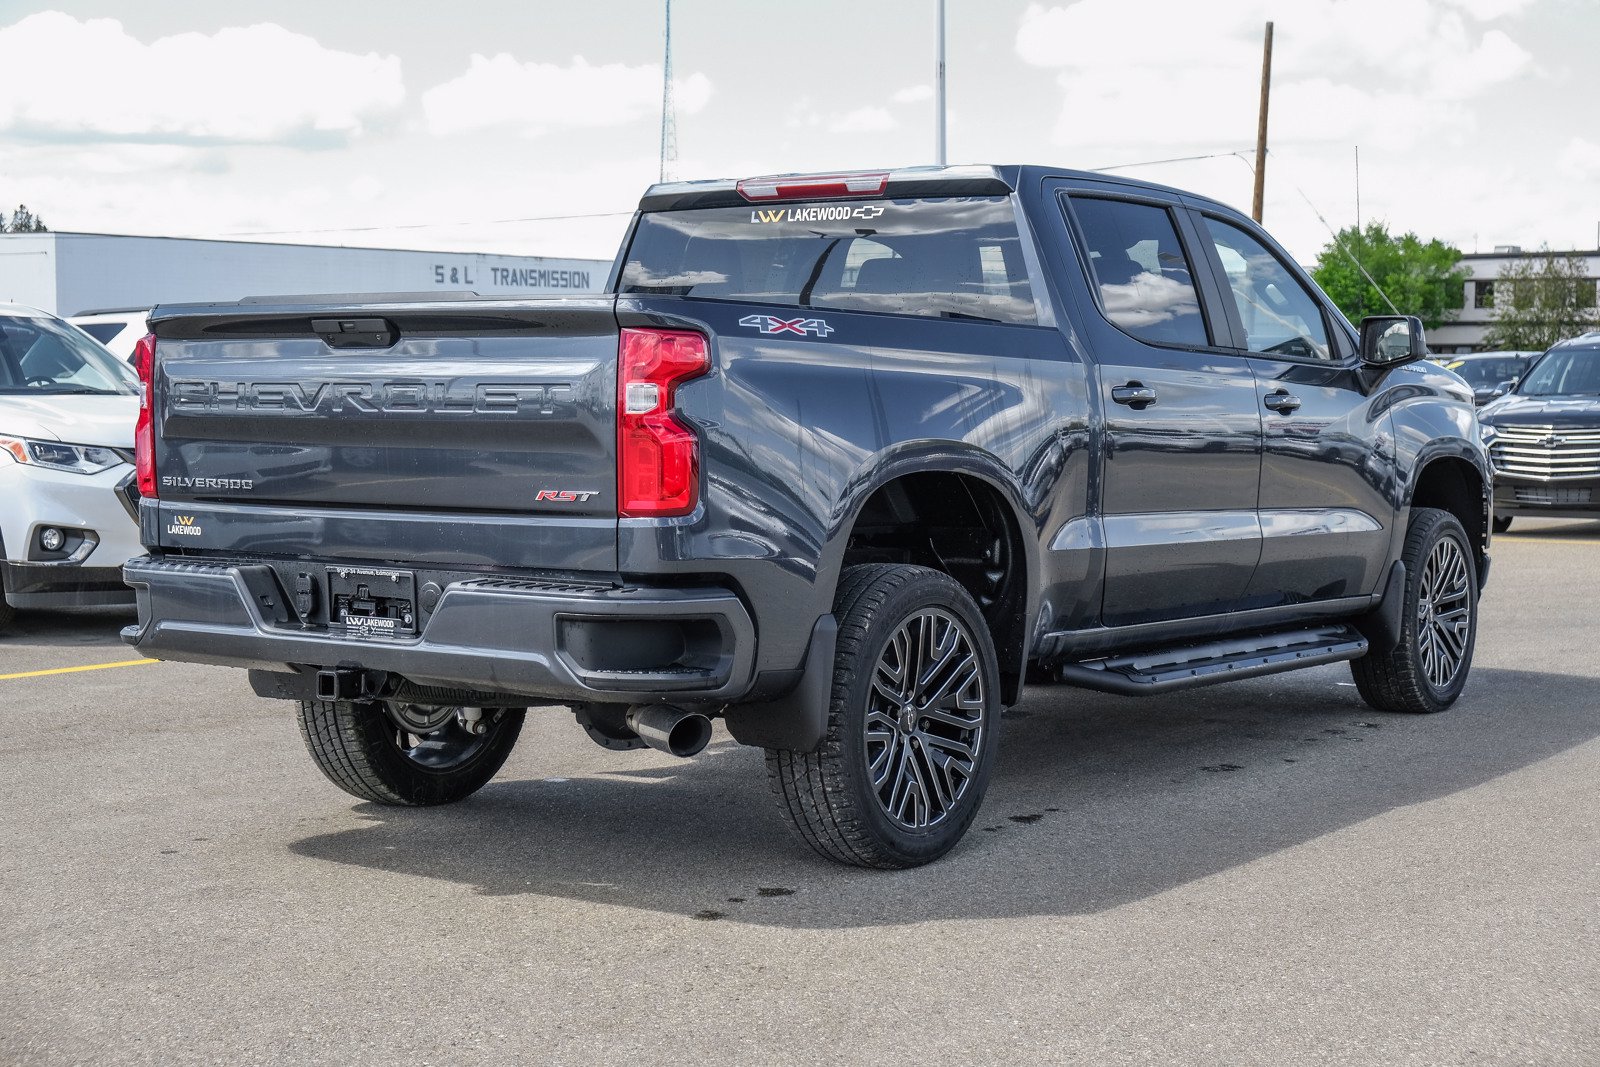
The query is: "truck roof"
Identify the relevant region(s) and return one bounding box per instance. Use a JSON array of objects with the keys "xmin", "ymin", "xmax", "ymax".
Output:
[{"xmin": 639, "ymin": 163, "xmax": 1246, "ymax": 219}]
